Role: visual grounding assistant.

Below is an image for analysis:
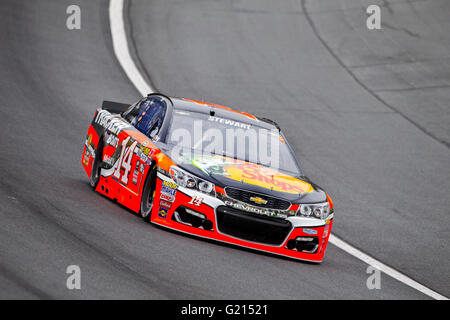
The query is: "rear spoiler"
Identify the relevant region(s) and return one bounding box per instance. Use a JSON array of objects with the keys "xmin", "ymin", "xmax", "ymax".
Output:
[
  {"xmin": 256, "ymin": 116, "xmax": 281, "ymax": 131},
  {"xmin": 101, "ymin": 100, "xmax": 131, "ymax": 114}
]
